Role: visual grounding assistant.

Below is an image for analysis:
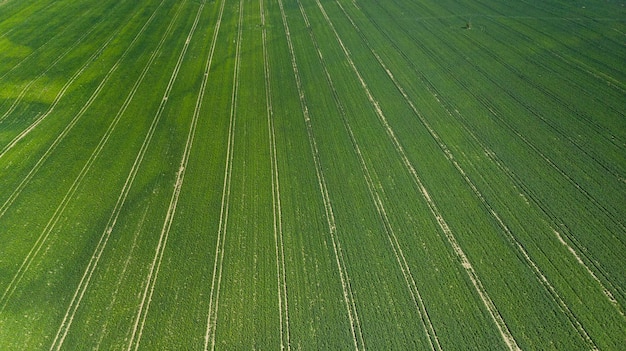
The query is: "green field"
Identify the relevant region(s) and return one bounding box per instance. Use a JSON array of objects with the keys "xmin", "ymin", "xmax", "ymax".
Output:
[{"xmin": 0, "ymin": 0, "xmax": 624, "ymax": 349}]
